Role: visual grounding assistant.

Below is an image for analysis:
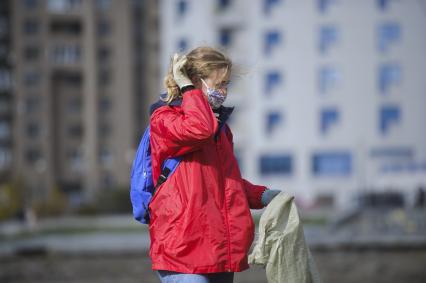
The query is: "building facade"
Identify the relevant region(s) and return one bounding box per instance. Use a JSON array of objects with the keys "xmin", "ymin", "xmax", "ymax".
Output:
[
  {"xmin": 160, "ymin": 0, "xmax": 426, "ymax": 207},
  {"xmin": 0, "ymin": 0, "xmax": 13, "ymax": 183},
  {"xmin": 11, "ymin": 0, "xmax": 159, "ymax": 206}
]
